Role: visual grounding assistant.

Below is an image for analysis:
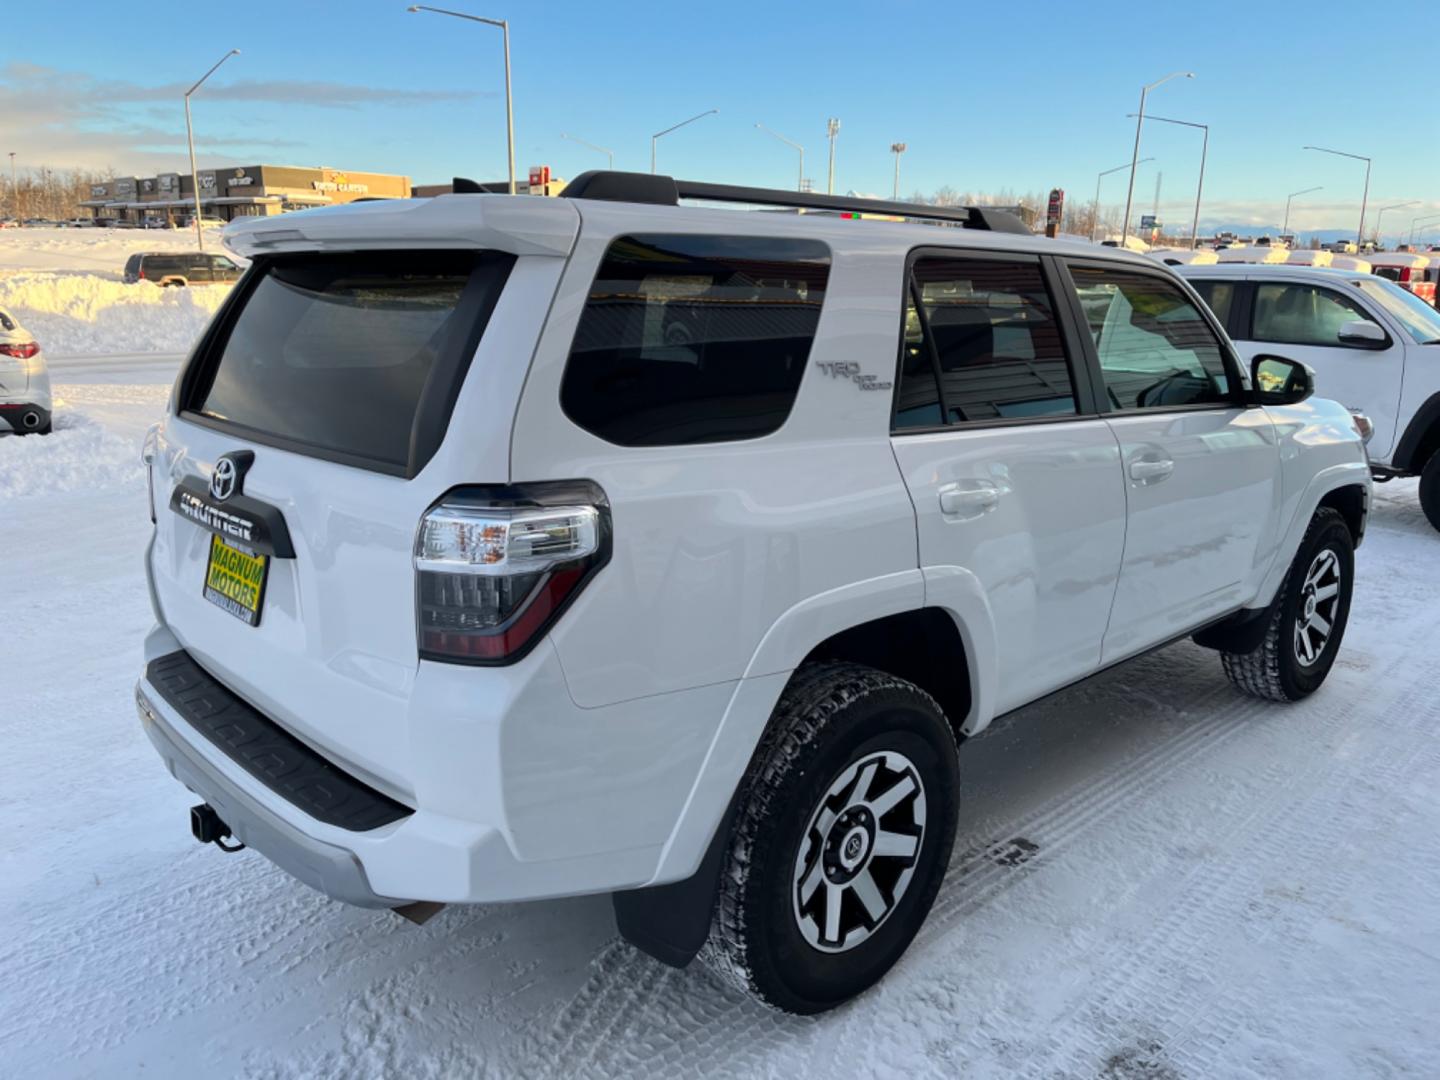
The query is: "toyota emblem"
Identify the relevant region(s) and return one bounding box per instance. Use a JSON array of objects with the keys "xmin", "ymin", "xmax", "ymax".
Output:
[{"xmin": 210, "ymin": 457, "xmax": 238, "ymax": 501}]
